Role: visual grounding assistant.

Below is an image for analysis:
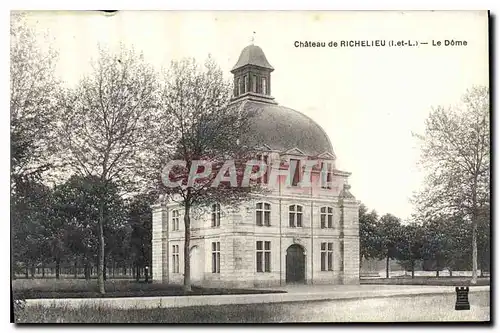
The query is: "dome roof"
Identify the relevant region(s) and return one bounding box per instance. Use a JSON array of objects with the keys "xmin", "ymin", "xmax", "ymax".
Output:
[
  {"xmin": 237, "ymin": 100, "xmax": 334, "ymax": 156},
  {"xmin": 231, "ymin": 45, "xmax": 274, "ymax": 72}
]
